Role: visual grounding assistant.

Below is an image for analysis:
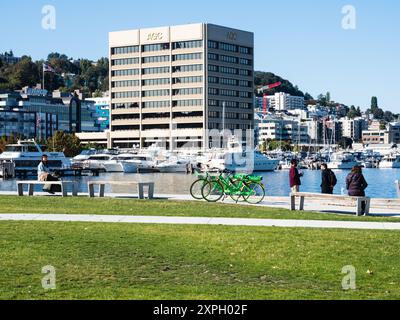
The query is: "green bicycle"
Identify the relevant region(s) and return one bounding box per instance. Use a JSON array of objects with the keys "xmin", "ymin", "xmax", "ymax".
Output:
[
  {"xmin": 190, "ymin": 170, "xmax": 212, "ymax": 200},
  {"xmin": 201, "ymin": 170, "xmax": 266, "ymax": 204}
]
